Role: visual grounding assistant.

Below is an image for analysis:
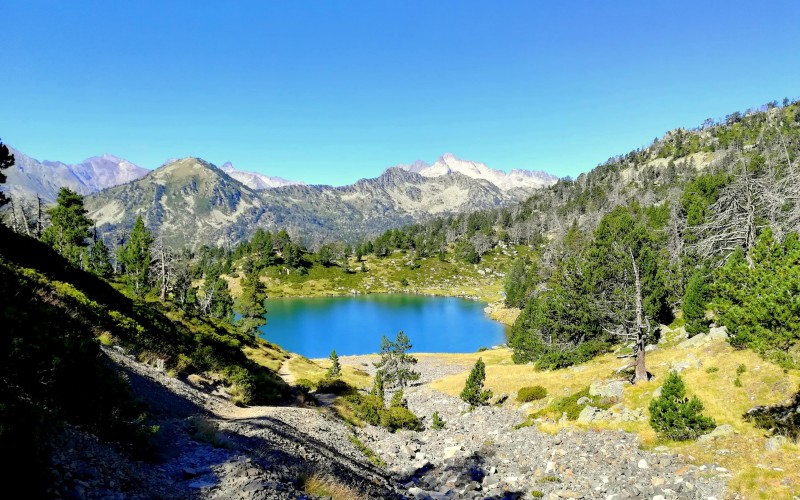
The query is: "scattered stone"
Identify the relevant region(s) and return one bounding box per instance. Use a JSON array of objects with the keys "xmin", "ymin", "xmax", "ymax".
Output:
[{"xmin": 698, "ymin": 424, "xmax": 735, "ymax": 442}]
